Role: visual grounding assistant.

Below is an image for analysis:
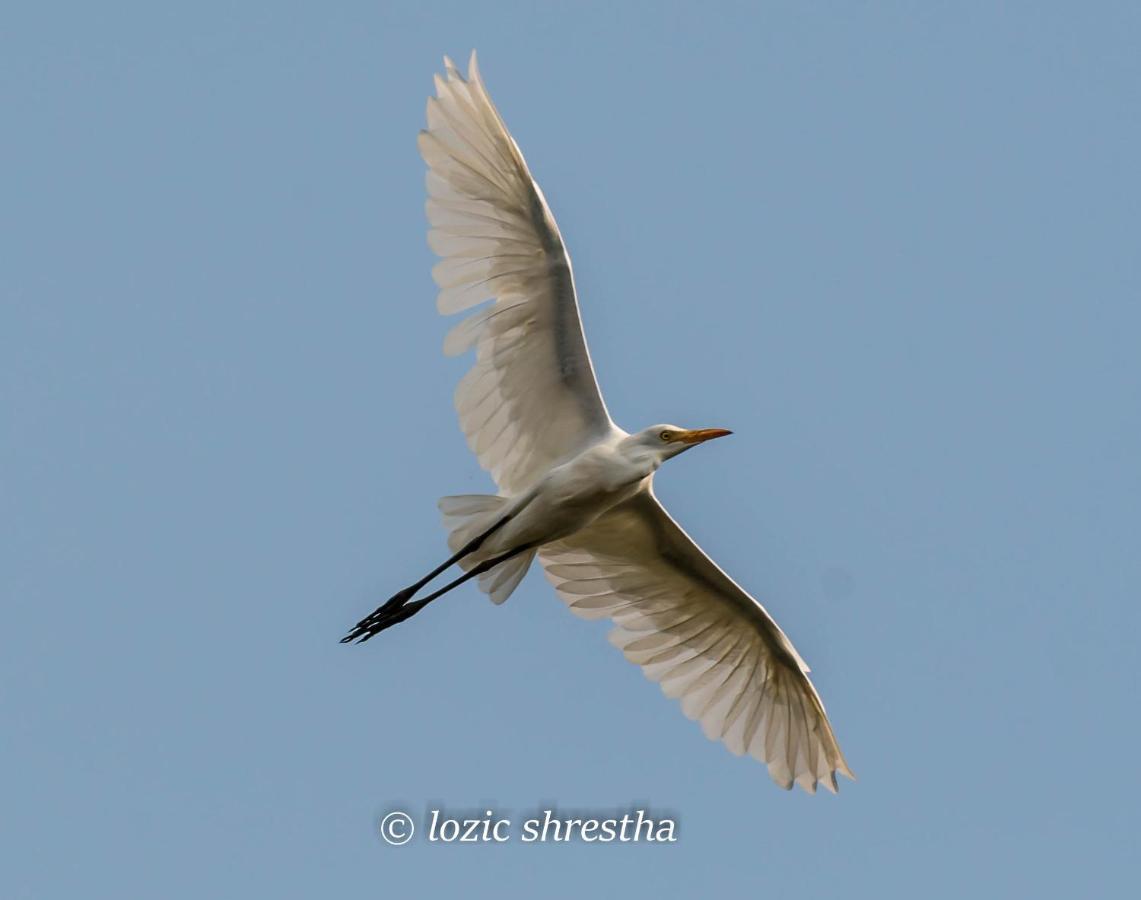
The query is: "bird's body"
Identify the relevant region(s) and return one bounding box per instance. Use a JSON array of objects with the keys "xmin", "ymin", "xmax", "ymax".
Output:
[
  {"xmin": 481, "ymin": 430, "xmax": 664, "ymax": 555},
  {"xmin": 496, "ymin": 437, "xmax": 644, "ymax": 547},
  {"xmin": 344, "ymin": 53, "xmax": 854, "ymax": 794}
]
